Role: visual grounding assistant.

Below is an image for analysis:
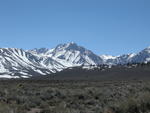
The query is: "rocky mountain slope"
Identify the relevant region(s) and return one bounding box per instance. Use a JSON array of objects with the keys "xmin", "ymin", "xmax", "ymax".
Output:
[{"xmin": 0, "ymin": 43, "xmax": 150, "ymax": 78}]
